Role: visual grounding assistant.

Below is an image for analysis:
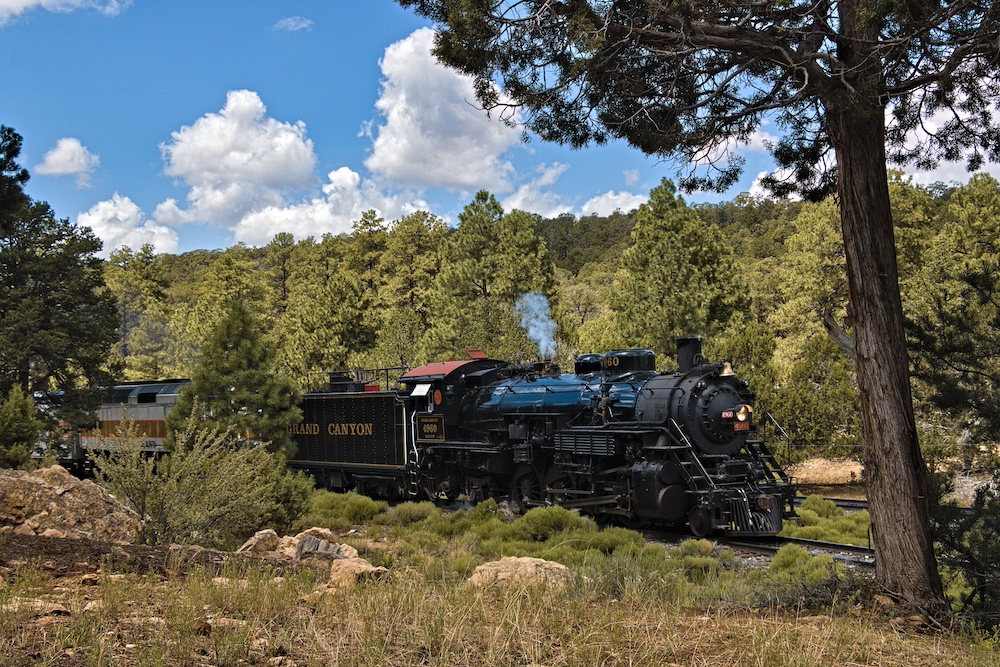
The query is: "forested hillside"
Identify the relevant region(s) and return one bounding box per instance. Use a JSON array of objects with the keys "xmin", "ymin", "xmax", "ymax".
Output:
[{"xmin": 92, "ymin": 175, "xmax": 999, "ymax": 465}]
